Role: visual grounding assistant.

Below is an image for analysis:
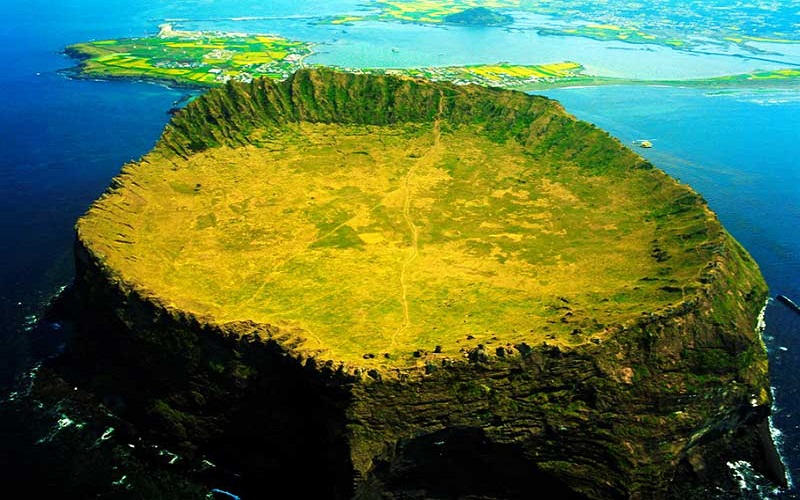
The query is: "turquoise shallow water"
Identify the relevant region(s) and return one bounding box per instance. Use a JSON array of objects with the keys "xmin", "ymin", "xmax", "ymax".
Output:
[
  {"xmin": 307, "ymin": 21, "xmax": 796, "ymax": 78},
  {"xmin": 1, "ymin": 0, "xmax": 799, "ymax": 496}
]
